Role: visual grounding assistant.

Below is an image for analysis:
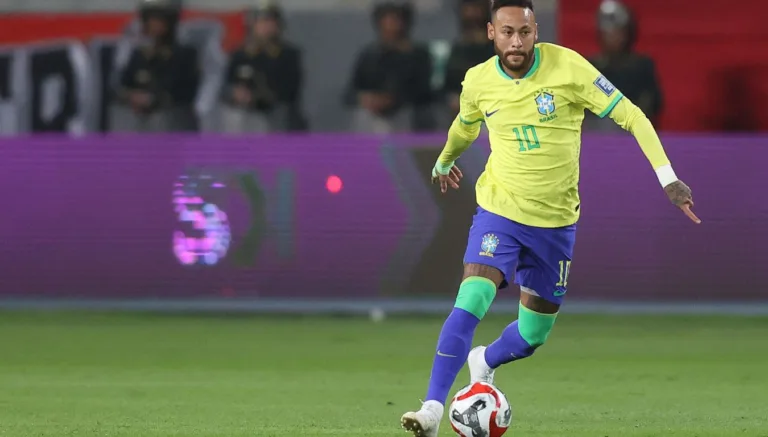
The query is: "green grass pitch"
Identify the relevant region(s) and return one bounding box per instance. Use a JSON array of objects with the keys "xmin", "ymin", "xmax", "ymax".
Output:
[{"xmin": 0, "ymin": 311, "xmax": 766, "ymax": 436}]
